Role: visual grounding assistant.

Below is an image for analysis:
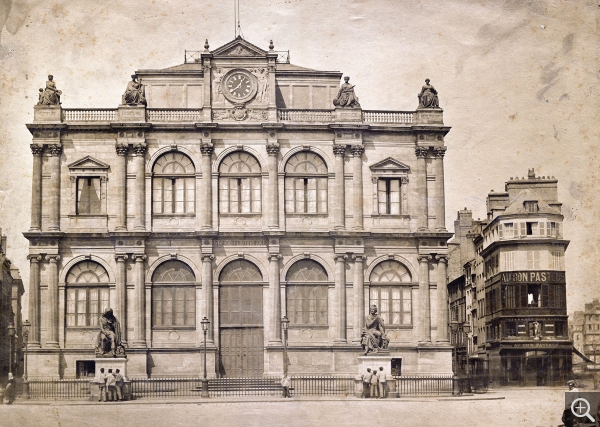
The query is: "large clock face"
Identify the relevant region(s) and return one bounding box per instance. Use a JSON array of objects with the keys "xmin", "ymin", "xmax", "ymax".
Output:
[{"xmin": 225, "ymin": 72, "xmax": 253, "ymax": 100}]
